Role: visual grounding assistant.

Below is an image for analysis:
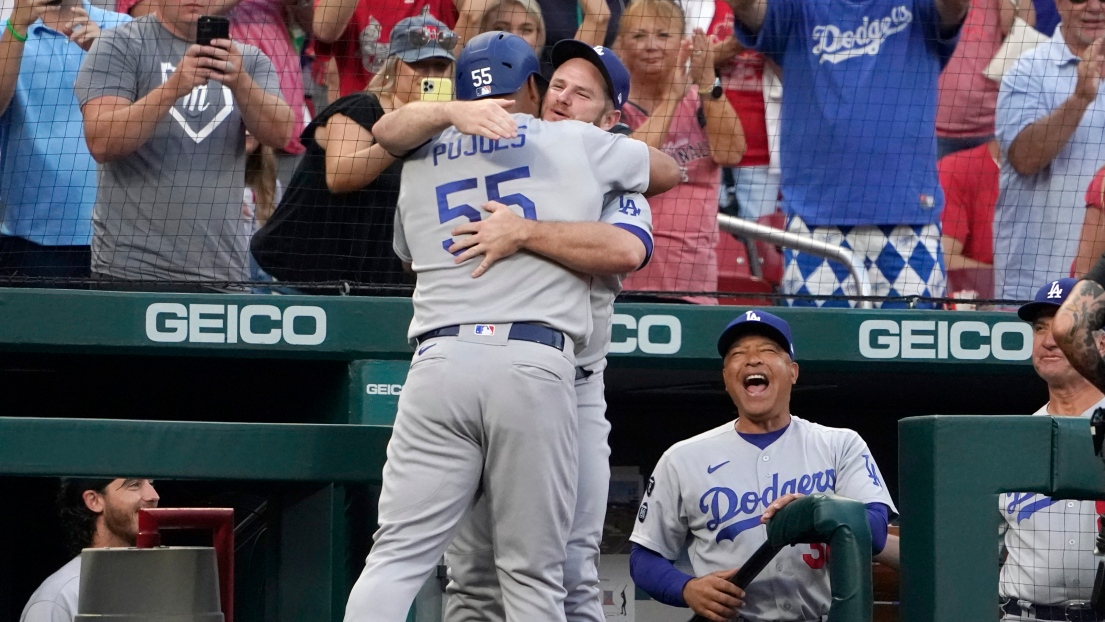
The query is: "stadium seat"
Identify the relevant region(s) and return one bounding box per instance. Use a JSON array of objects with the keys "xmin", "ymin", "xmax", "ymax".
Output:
[{"xmin": 717, "ymin": 230, "xmax": 774, "ymax": 306}]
